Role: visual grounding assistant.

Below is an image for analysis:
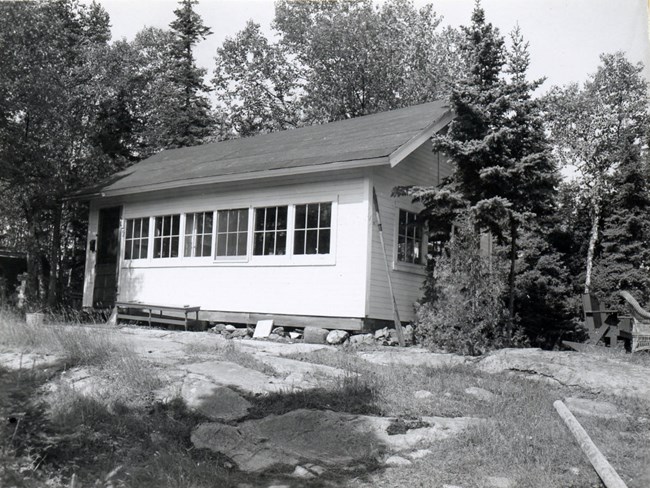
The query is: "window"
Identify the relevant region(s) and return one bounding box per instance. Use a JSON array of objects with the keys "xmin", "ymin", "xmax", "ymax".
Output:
[
  {"xmin": 124, "ymin": 217, "xmax": 149, "ymax": 260},
  {"xmin": 397, "ymin": 209, "xmax": 423, "ymax": 264},
  {"xmin": 153, "ymin": 214, "xmax": 180, "ymax": 258},
  {"xmin": 294, "ymin": 202, "xmax": 332, "ymax": 255},
  {"xmin": 253, "ymin": 206, "xmax": 288, "ymax": 256},
  {"xmin": 216, "ymin": 208, "xmax": 249, "ymax": 257},
  {"xmin": 184, "ymin": 212, "xmax": 213, "ymax": 257}
]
